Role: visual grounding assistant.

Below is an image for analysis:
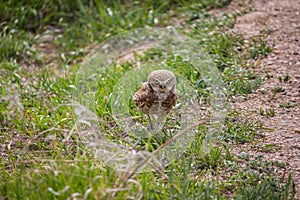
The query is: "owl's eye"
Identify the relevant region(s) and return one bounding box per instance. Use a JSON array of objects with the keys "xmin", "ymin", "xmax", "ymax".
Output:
[
  {"xmin": 166, "ymin": 79, "xmax": 171, "ymax": 84},
  {"xmin": 154, "ymin": 79, "xmax": 159, "ymax": 84}
]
